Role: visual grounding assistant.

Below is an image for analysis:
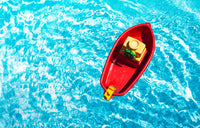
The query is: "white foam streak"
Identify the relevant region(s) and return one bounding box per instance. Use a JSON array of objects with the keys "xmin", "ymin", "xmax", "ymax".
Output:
[
  {"xmin": 169, "ymin": 0, "xmax": 200, "ymax": 20},
  {"xmin": 172, "ymin": 33, "xmax": 200, "ymax": 64},
  {"xmin": 151, "ymin": 24, "xmax": 199, "ymax": 104},
  {"xmin": 104, "ymin": 3, "xmax": 123, "ymax": 16}
]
